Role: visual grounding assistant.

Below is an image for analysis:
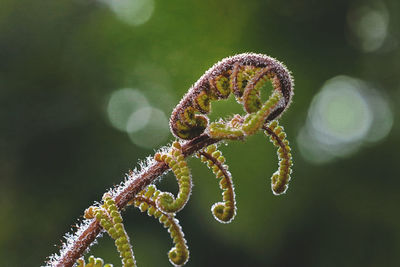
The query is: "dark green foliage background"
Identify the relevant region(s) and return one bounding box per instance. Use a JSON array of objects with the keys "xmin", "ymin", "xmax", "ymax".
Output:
[{"xmin": 1, "ymin": 0, "xmax": 399, "ymax": 266}]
